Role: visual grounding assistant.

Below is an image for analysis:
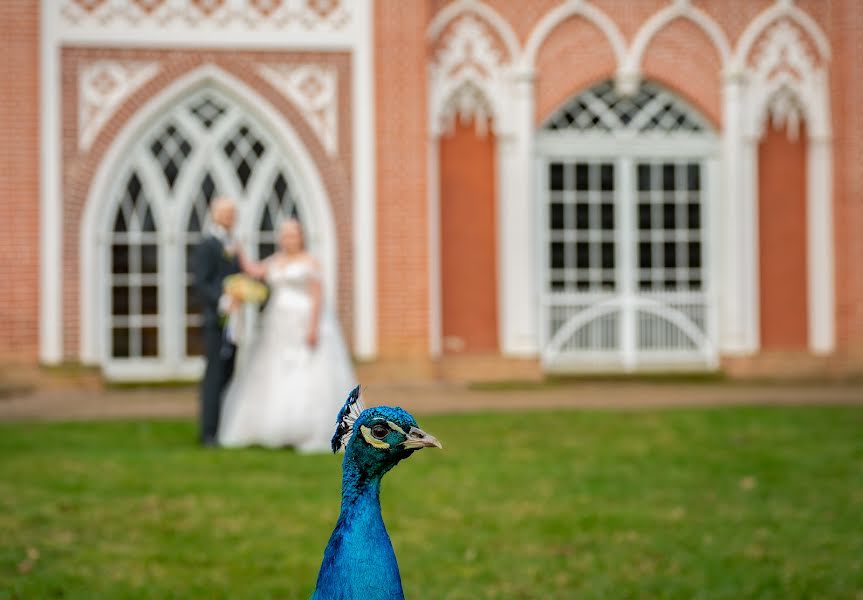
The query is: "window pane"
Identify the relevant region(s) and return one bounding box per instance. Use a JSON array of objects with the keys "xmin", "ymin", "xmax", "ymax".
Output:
[
  {"xmin": 576, "ymin": 242, "xmax": 589, "ymax": 269},
  {"xmin": 549, "ymin": 203, "xmax": 564, "ymax": 230},
  {"xmin": 639, "ymin": 242, "xmax": 652, "ymax": 269},
  {"xmin": 549, "ymin": 163, "xmax": 564, "ymax": 191},
  {"xmin": 600, "ymin": 203, "xmax": 614, "ymax": 230},
  {"xmin": 141, "ymin": 285, "xmax": 159, "ymax": 315},
  {"xmin": 575, "ymin": 164, "xmax": 589, "ymax": 191},
  {"xmin": 186, "ymin": 326, "xmax": 204, "ymax": 356},
  {"xmin": 575, "ymin": 203, "xmax": 589, "ymax": 230},
  {"xmin": 638, "ymin": 204, "xmax": 651, "ymax": 230},
  {"xmin": 688, "ymin": 241, "xmax": 702, "ymax": 268},
  {"xmin": 664, "ymin": 242, "xmax": 677, "ymax": 268},
  {"xmin": 550, "ymin": 242, "xmax": 564, "ymax": 269},
  {"xmin": 687, "ymin": 203, "xmax": 700, "ymax": 230},
  {"xmin": 637, "ymin": 164, "xmax": 651, "ymax": 191},
  {"xmin": 141, "ymin": 244, "xmax": 158, "ymax": 273},
  {"xmin": 662, "ymin": 164, "xmax": 675, "ymax": 191},
  {"xmin": 112, "ymin": 244, "xmax": 129, "ymax": 274},
  {"xmin": 601, "ymin": 242, "xmax": 614, "ymax": 269},
  {"xmin": 112, "ymin": 286, "xmax": 130, "ymax": 316},
  {"xmin": 662, "ymin": 203, "xmax": 676, "ymax": 229},
  {"xmin": 141, "ymin": 327, "xmax": 159, "ymax": 357},
  {"xmin": 112, "ymin": 327, "xmax": 130, "ymax": 358},
  {"xmin": 687, "ymin": 163, "xmax": 700, "ymax": 190},
  {"xmin": 600, "ymin": 164, "xmax": 614, "ymax": 191}
]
